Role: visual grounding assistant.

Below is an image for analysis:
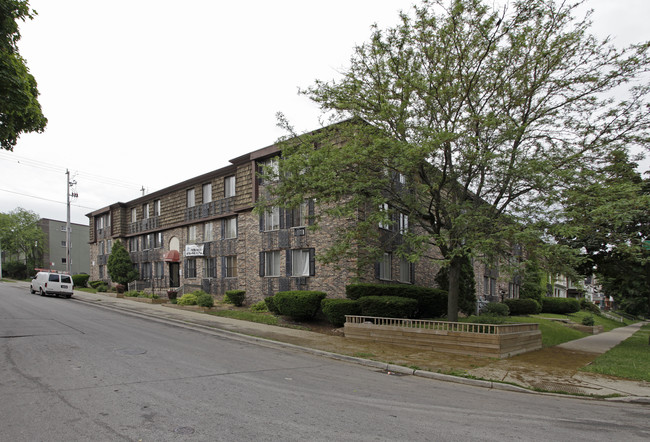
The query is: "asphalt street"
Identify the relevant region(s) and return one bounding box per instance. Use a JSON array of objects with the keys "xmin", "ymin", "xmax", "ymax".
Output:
[{"xmin": 1, "ymin": 282, "xmax": 649, "ymax": 441}]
